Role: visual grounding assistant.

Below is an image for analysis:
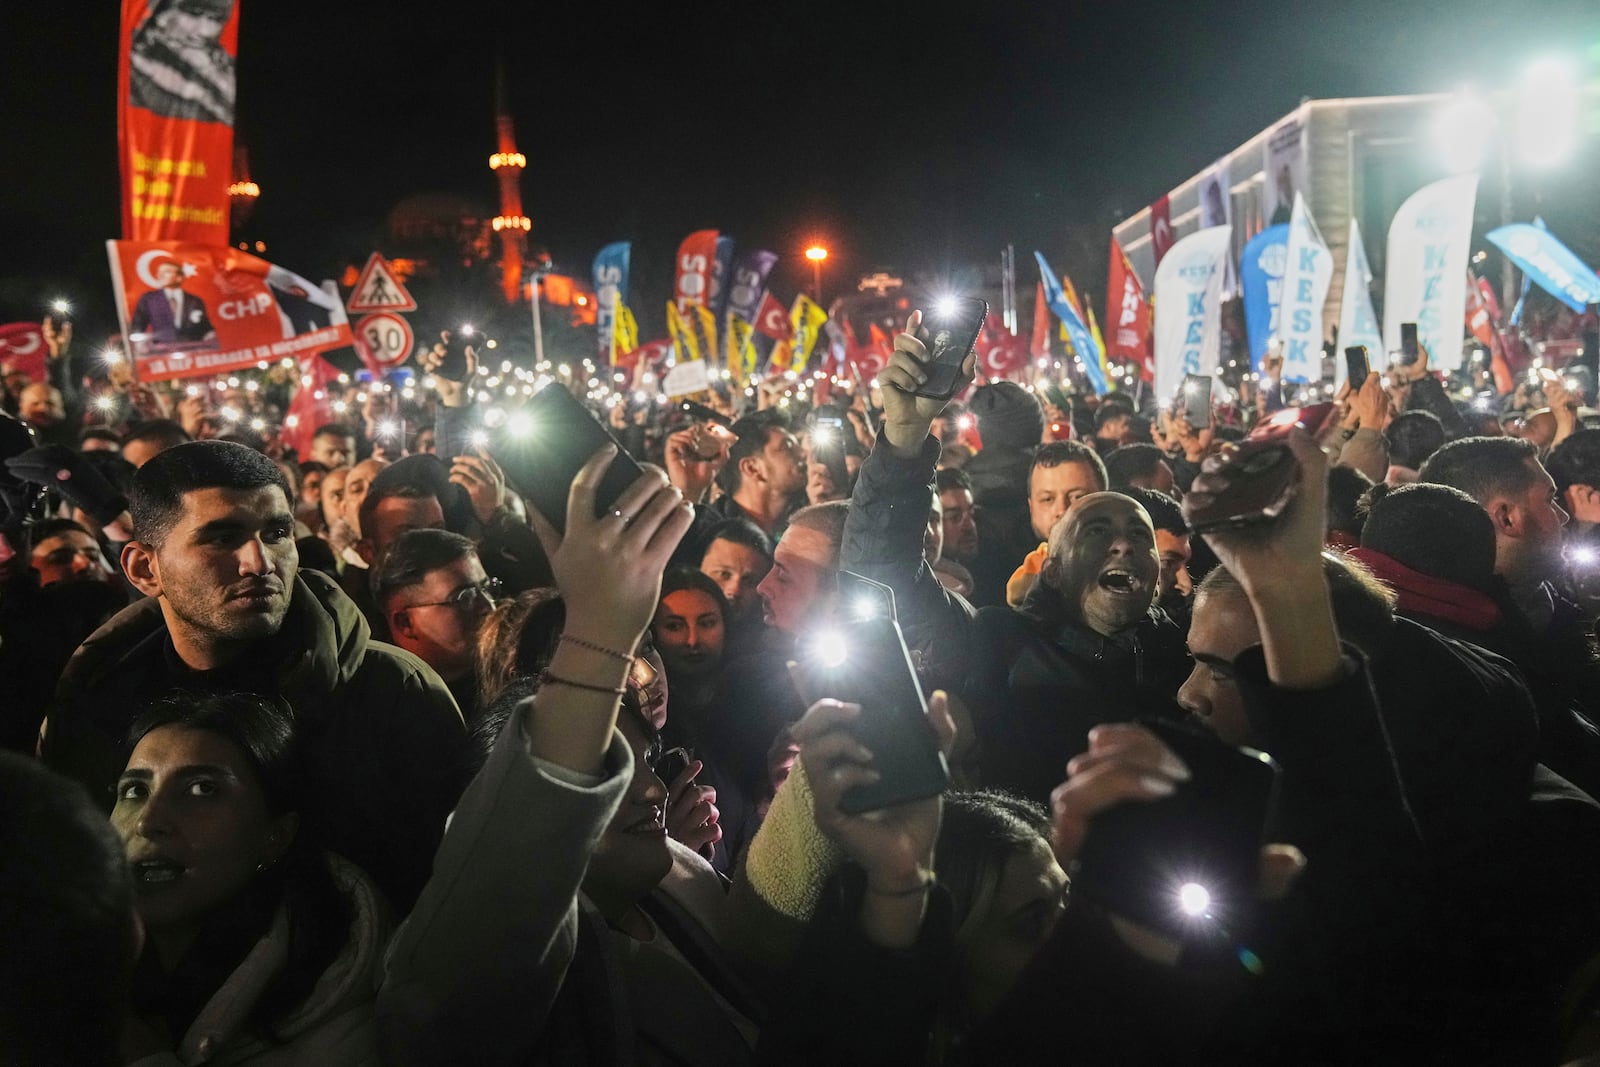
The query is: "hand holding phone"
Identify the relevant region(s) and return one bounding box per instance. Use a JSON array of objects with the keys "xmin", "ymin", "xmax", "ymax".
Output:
[
  {"xmin": 1181, "ymin": 403, "xmax": 1336, "ymax": 534},
  {"xmin": 910, "ymin": 298, "xmax": 988, "ymax": 402},
  {"xmin": 1182, "ymin": 374, "xmax": 1213, "ymax": 428},
  {"xmin": 1399, "ymin": 322, "xmax": 1419, "ymax": 366},
  {"xmin": 879, "ymin": 309, "xmax": 981, "ymax": 456},
  {"xmin": 1344, "ymin": 346, "xmax": 1370, "ymax": 390}
]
